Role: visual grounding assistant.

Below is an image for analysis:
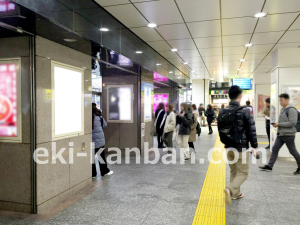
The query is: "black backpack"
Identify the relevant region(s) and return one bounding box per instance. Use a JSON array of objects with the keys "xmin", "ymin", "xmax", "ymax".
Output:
[
  {"xmin": 284, "ymin": 107, "xmax": 300, "ymax": 132},
  {"xmin": 217, "ymin": 106, "xmax": 246, "ymax": 146}
]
